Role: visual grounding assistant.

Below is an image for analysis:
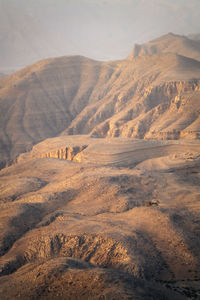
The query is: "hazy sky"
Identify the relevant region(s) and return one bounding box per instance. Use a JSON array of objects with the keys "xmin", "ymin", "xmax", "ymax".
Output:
[{"xmin": 0, "ymin": 0, "xmax": 200, "ymax": 69}]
